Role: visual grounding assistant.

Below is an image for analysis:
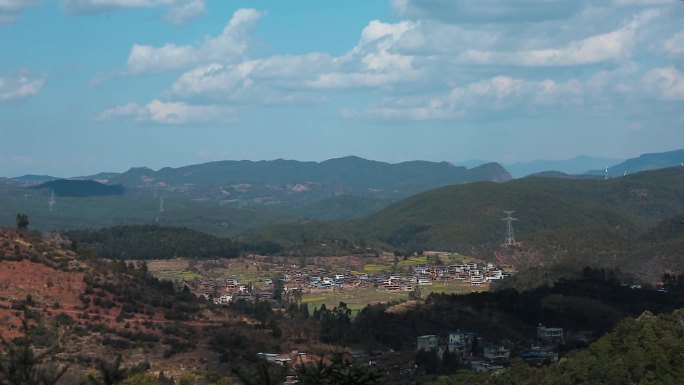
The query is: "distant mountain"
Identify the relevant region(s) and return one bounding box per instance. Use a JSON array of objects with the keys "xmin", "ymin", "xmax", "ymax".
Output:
[
  {"xmin": 32, "ymin": 179, "xmax": 124, "ymax": 197},
  {"xmin": 588, "ymin": 148, "xmax": 684, "ymax": 177},
  {"xmin": 81, "ymin": 172, "xmax": 123, "ymax": 183},
  {"xmin": 0, "ymin": 174, "xmax": 59, "ymax": 188},
  {"xmin": 107, "ymin": 156, "xmax": 512, "ymax": 205},
  {"xmin": 453, "ymin": 159, "xmax": 492, "ymax": 169},
  {"xmin": 504, "ymin": 156, "xmax": 624, "ymax": 178},
  {"xmin": 13, "ymin": 174, "xmax": 59, "ymax": 181}
]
